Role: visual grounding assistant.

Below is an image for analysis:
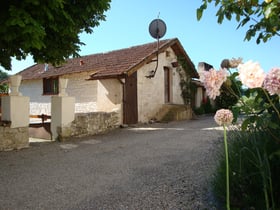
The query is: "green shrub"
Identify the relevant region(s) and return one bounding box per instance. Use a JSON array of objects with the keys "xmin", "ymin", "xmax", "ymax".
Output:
[
  {"xmin": 203, "ymin": 97, "xmax": 214, "ymax": 113},
  {"xmin": 215, "ymin": 77, "xmax": 241, "ymax": 110},
  {"xmin": 194, "ymin": 98, "xmax": 215, "ymax": 115},
  {"xmin": 0, "ymin": 84, "xmax": 8, "ymax": 94},
  {"xmin": 212, "ymin": 129, "xmax": 280, "ymax": 210},
  {"xmin": 194, "ymin": 106, "xmax": 205, "ymax": 115}
]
